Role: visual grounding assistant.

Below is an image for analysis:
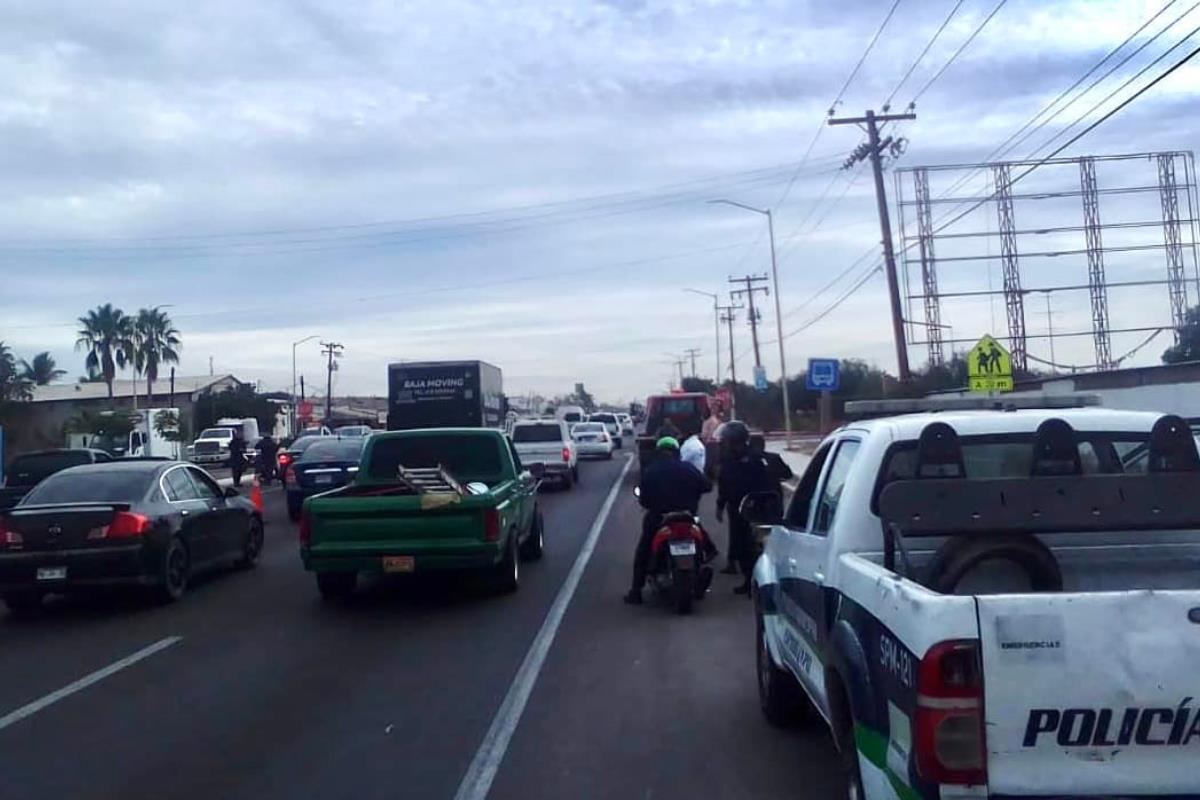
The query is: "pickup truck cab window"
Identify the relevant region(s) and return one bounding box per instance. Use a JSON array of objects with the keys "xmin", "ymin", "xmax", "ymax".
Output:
[
  {"xmin": 812, "ymin": 440, "xmax": 860, "ymax": 535},
  {"xmin": 784, "ymin": 441, "xmax": 832, "ymax": 530}
]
